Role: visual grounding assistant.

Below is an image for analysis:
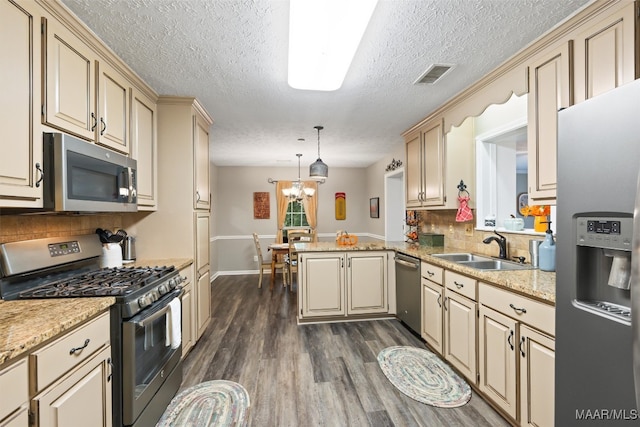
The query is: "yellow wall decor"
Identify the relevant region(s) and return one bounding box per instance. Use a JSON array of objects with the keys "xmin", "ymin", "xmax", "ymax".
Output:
[{"xmin": 335, "ymin": 192, "xmax": 346, "ymax": 220}]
